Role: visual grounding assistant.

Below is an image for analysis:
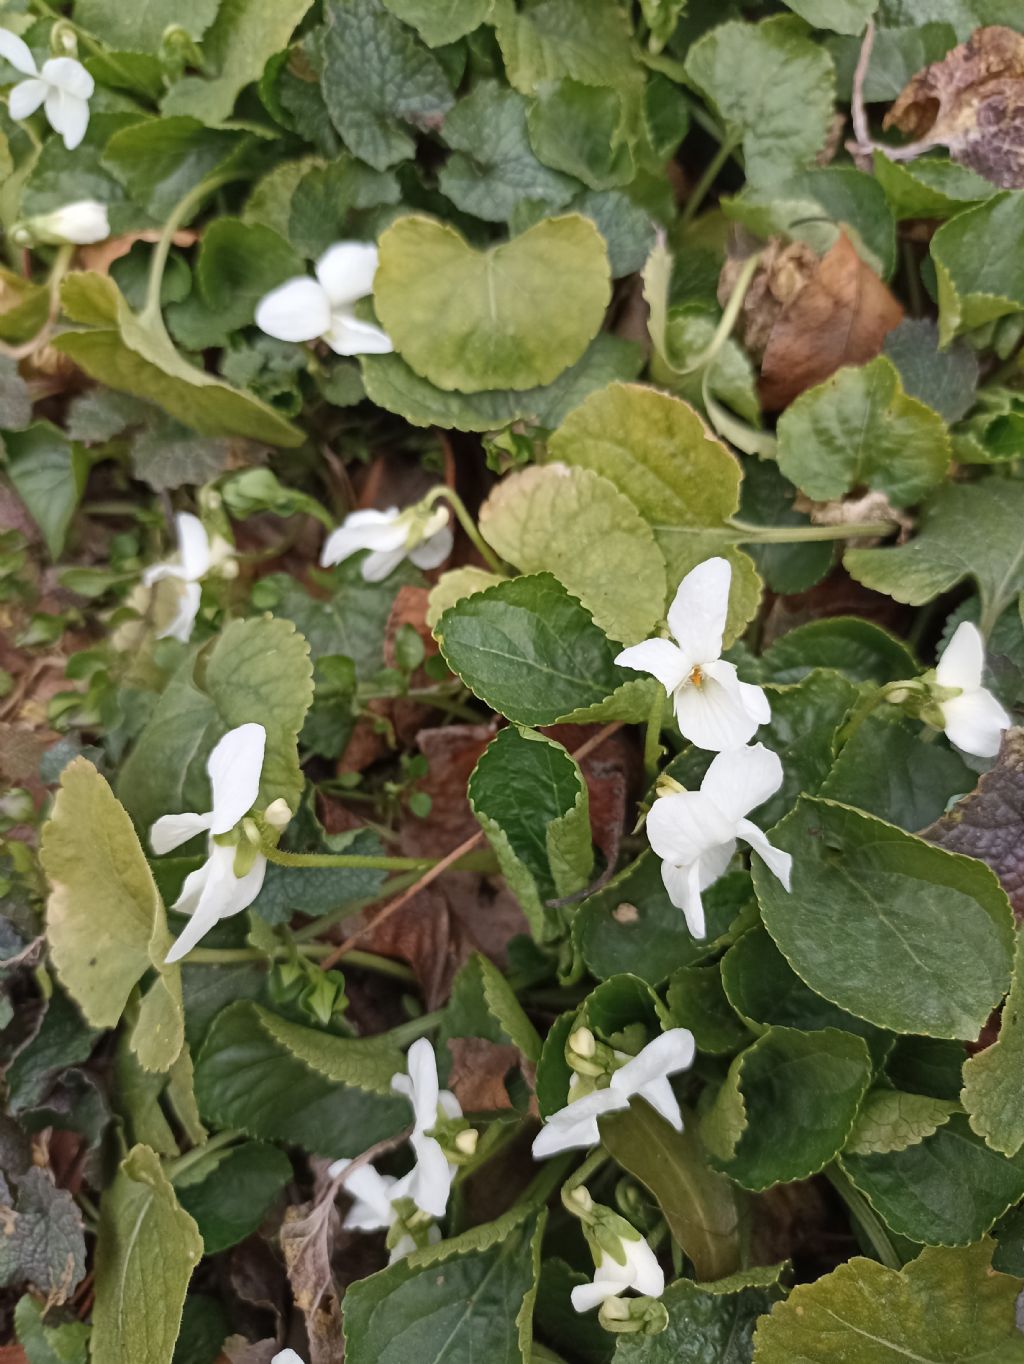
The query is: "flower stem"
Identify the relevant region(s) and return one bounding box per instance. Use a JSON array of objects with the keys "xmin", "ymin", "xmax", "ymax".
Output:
[
  {"xmin": 680, "ymin": 133, "xmax": 741, "ymax": 227},
  {"xmin": 826, "ymin": 1163, "xmax": 902, "ymax": 1270},
  {"xmin": 386, "ymin": 1009, "xmax": 445, "ymax": 1048},
  {"xmin": 675, "ymin": 249, "xmax": 760, "ymax": 378},
  {"xmin": 140, "ymin": 171, "xmax": 242, "ymax": 328},
  {"xmin": 164, "ymin": 1127, "xmax": 243, "ymax": 1182},
  {"xmin": 428, "ymin": 487, "xmax": 505, "ymax": 576},
  {"xmin": 643, "ymin": 688, "xmax": 665, "ymax": 783},
  {"xmin": 181, "ymin": 942, "xmax": 418, "ymax": 982},
  {"xmin": 729, "ymin": 519, "xmax": 897, "ymax": 544},
  {"xmin": 262, "ymin": 845, "xmax": 434, "ymax": 873}
]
